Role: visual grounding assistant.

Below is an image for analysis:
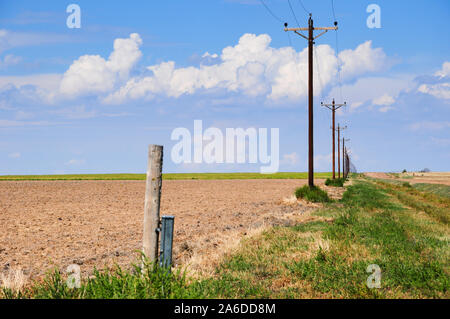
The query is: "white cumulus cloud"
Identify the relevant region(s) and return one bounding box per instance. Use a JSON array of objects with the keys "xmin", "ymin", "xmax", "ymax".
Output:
[
  {"xmin": 1, "ymin": 33, "xmax": 391, "ymax": 106},
  {"xmin": 373, "ymin": 94, "xmax": 395, "ymax": 106},
  {"xmin": 0, "ymin": 54, "xmax": 22, "ymax": 69},
  {"xmin": 326, "ymin": 75, "xmax": 414, "ymax": 113},
  {"xmin": 417, "ymin": 61, "xmax": 450, "ymax": 100},
  {"xmin": 418, "ymin": 83, "xmax": 450, "ymax": 99},
  {"xmin": 339, "ymin": 41, "xmax": 388, "ymax": 80},
  {"xmin": 59, "ymin": 33, "xmax": 143, "ymax": 97},
  {"xmin": 373, "ymin": 93, "xmax": 395, "ymax": 112},
  {"xmin": 435, "ymin": 61, "xmax": 450, "ymax": 78},
  {"xmin": 103, "ymin": 34, "xmax": 389, "ymax": 104}
]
